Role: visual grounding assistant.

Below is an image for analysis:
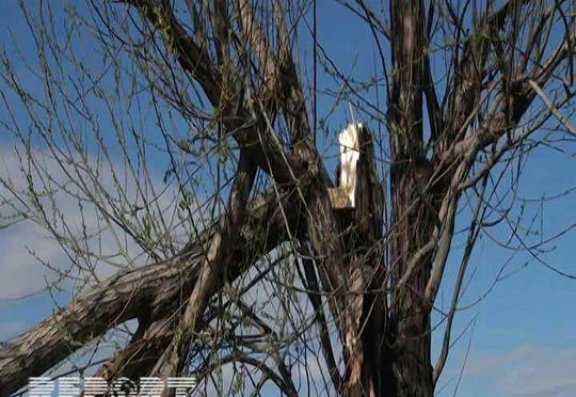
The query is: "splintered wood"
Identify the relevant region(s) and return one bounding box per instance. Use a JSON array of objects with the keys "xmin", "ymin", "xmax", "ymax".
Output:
[{"xmin": 328, "ymin": 187, "xmax": 352, "ymax": 209}]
